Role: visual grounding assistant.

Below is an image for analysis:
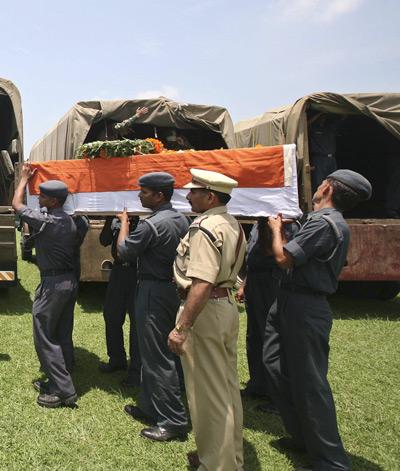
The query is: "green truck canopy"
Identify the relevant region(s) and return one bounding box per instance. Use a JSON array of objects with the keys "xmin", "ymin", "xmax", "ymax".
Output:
[
  {"xmin": 0, "ymin": 78, "xmax": 23, "ymax": 159},
  {"xmin": 30, "ymin": 97, "xmax": 235, "ymax": 161},
  {"xmin": 235, "ymin": 92, "xmax": 400, "ymax": 163}
]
